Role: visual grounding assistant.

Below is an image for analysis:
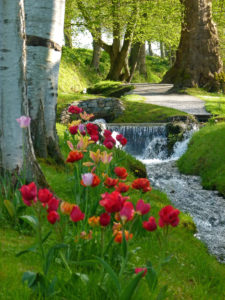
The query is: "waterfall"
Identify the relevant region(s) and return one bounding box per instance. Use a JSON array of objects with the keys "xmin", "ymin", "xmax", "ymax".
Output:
[{"xmin": 107, "ymin": 123, "xmax": 197, "ymax": 163}]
